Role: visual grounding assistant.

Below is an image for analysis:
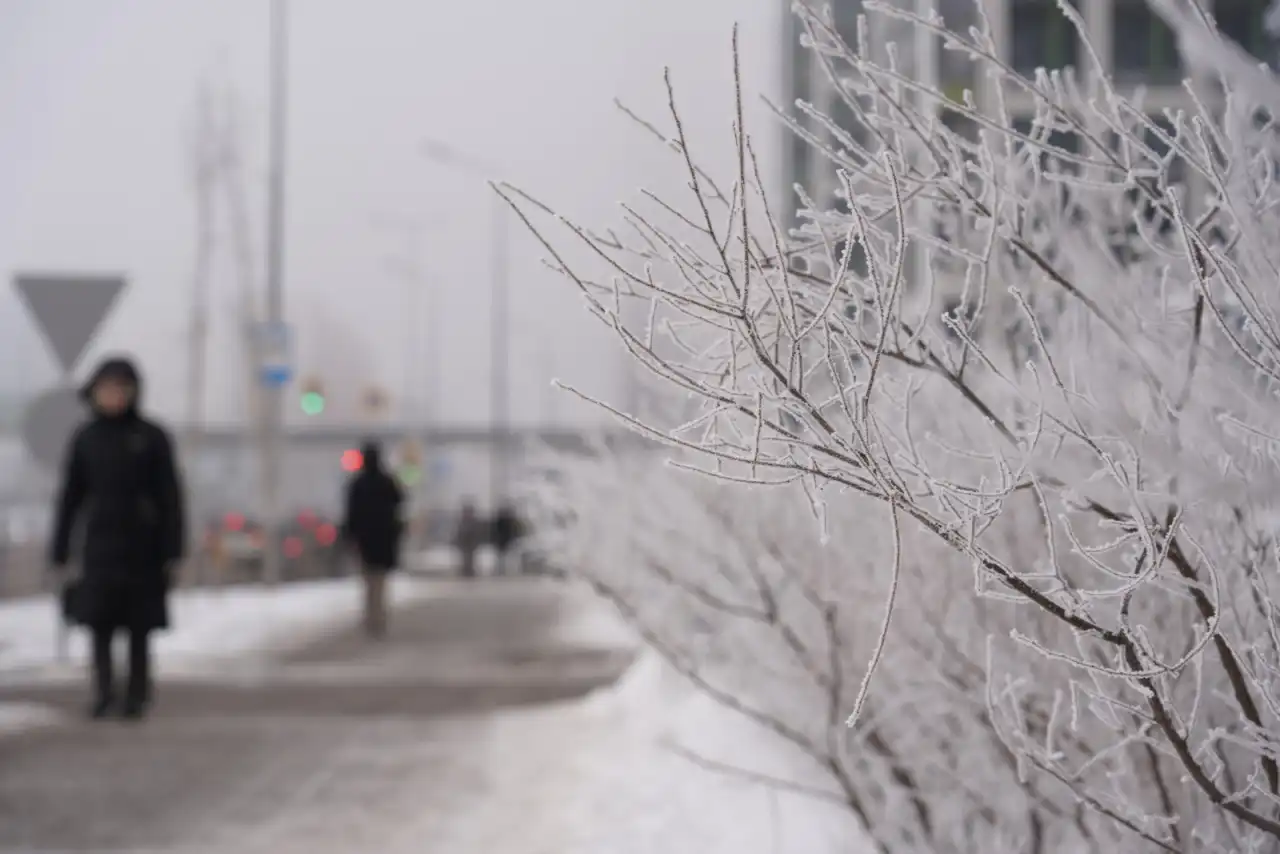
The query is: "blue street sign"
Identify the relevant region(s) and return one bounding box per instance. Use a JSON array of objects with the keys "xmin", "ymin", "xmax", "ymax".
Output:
[
  {"xmin": 260, "ymin": 365, "xmax": 292, "ymax": 387},
  {"xmin": 255, "ymin": 321, "xmax": 293, "ymax": 388}
]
